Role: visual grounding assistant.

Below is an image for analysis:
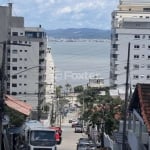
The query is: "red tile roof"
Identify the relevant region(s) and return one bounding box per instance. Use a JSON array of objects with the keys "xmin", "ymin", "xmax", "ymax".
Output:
[
  {"xmin": 5, "ymin": 95, "xmax": 32, "ymax": 116},
  {"xmin": 138, "ymin": 84, "xmax": 150, "ymax": 132},
  {"xmin": 129, "ymin": 84, "xmax": 150, "ymax": 132}
]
